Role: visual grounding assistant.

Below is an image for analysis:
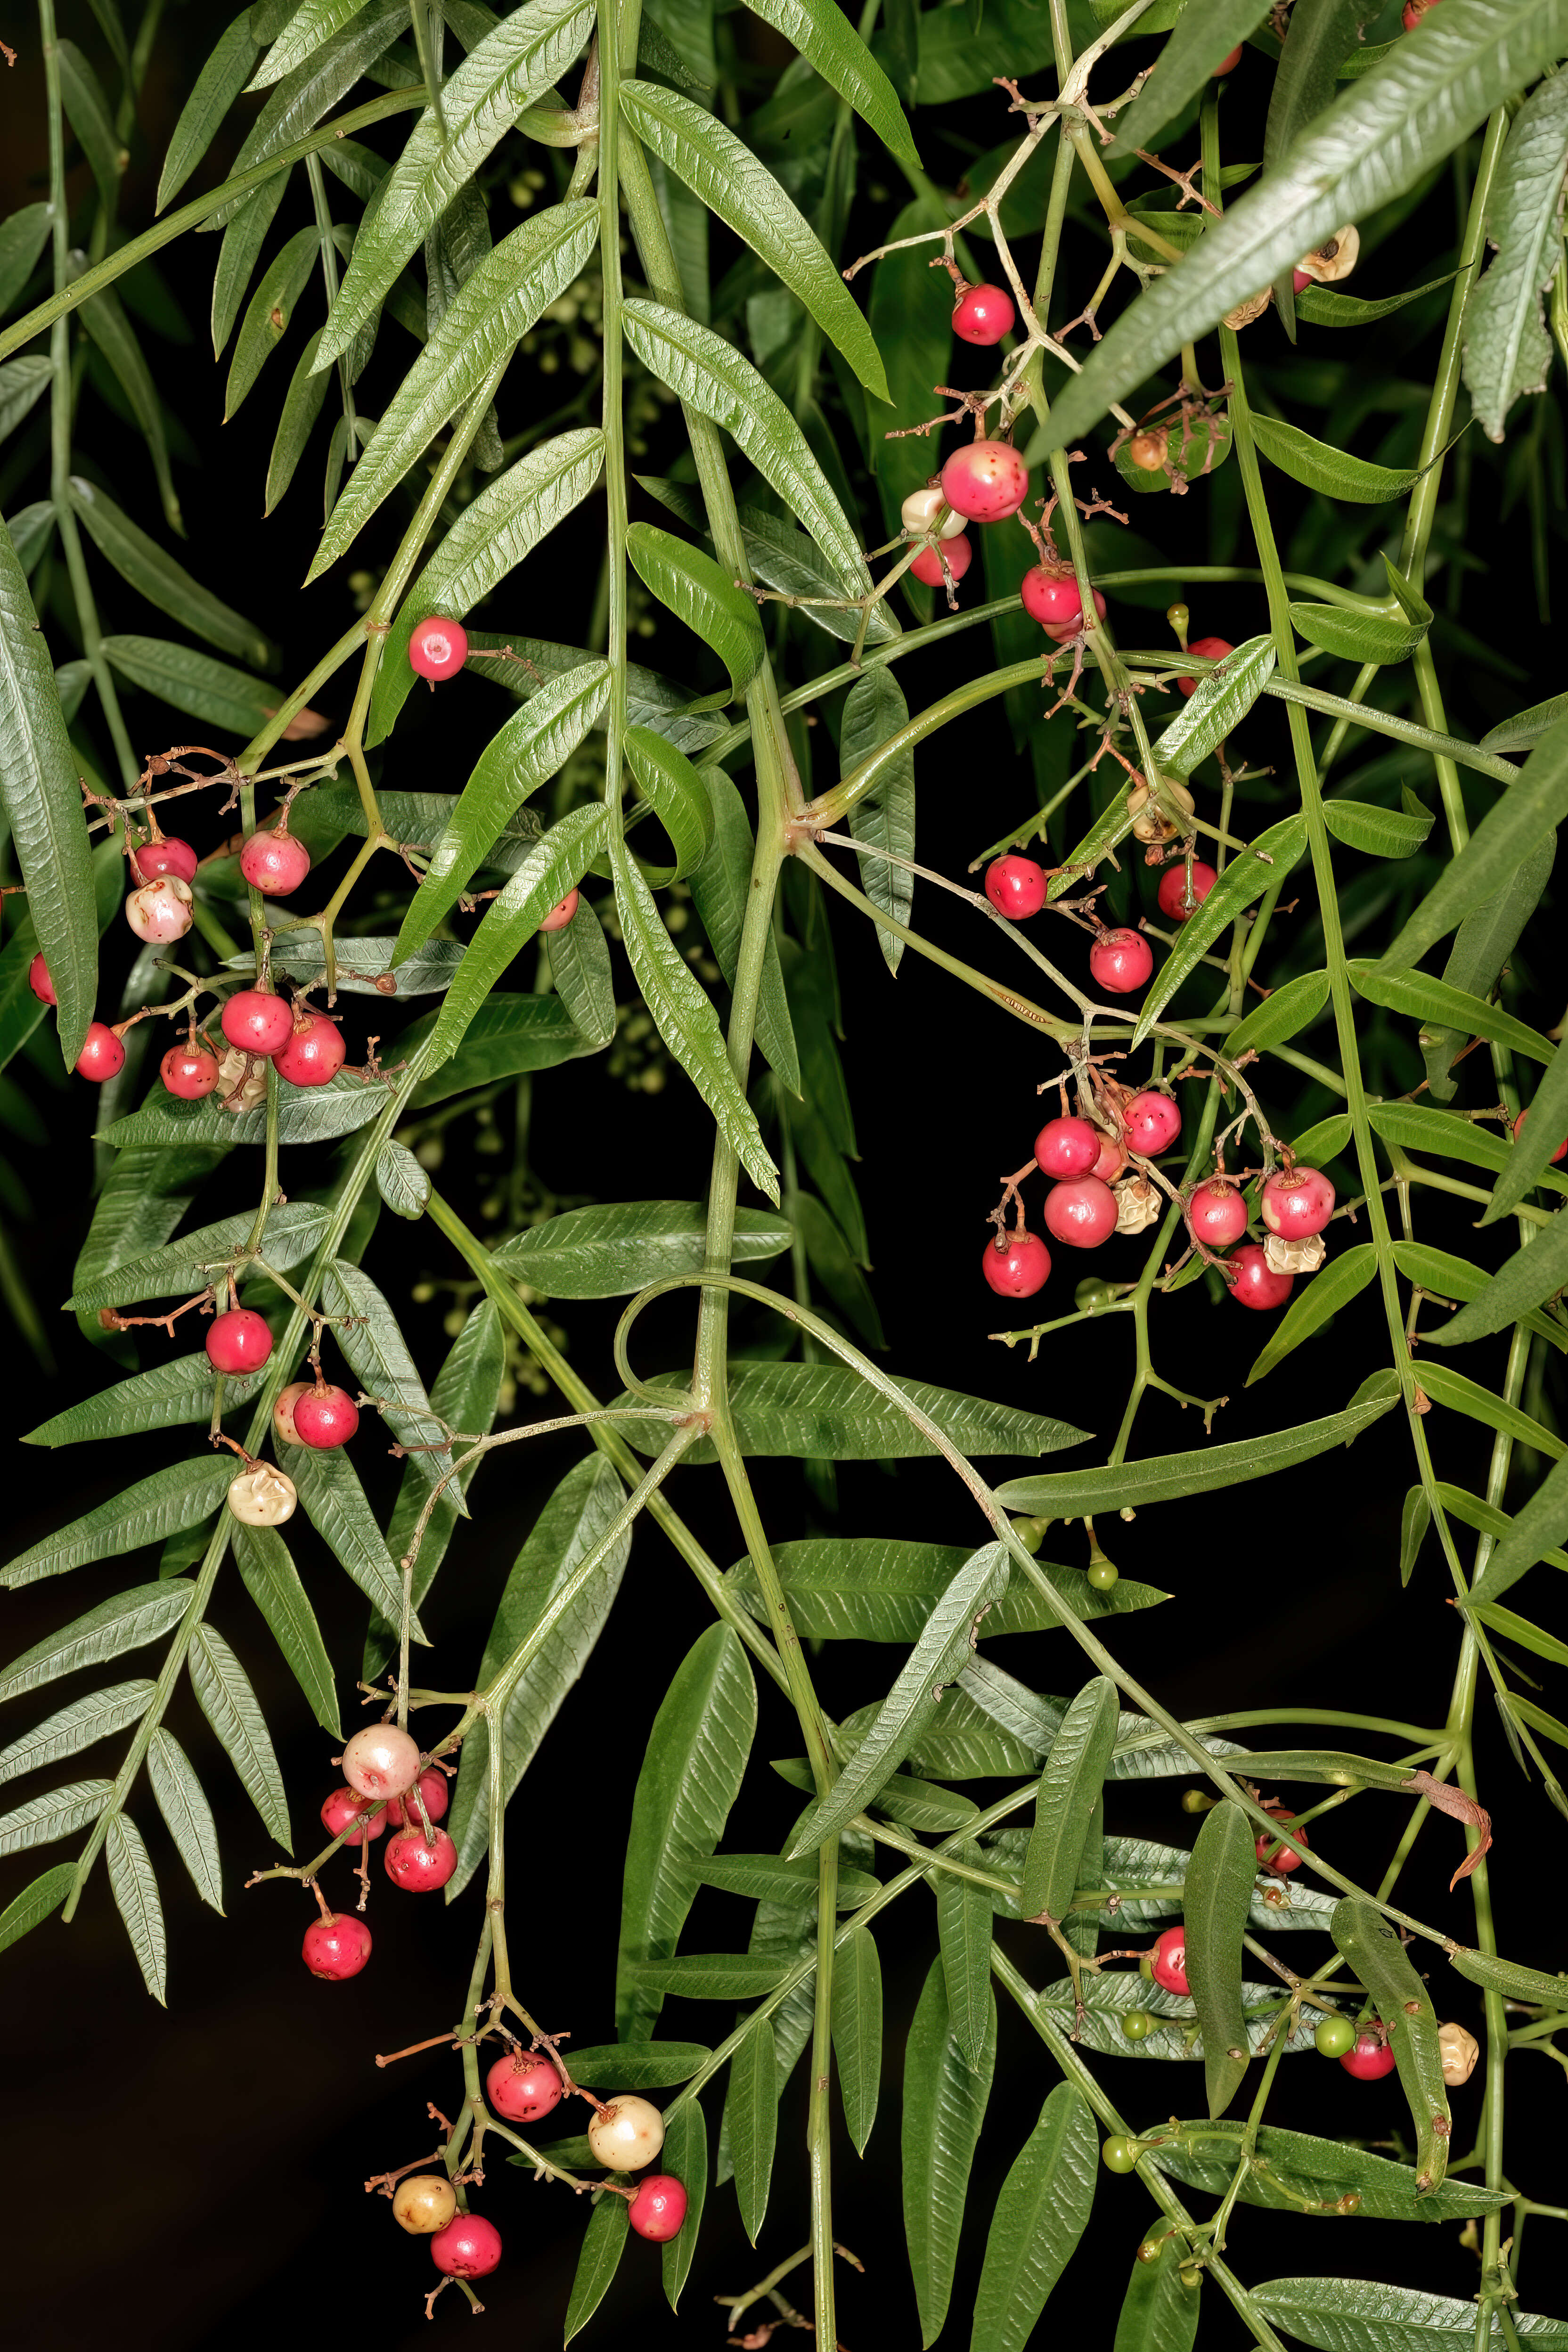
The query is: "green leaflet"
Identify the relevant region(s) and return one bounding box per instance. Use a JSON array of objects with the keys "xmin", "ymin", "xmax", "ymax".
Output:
[
  {"xmin": 1112, "ymin": 2248, "xmax": 1201, "ymax": 2352},
  {"xmin": 902, "ymin": 1954, "xmax": 996, "ymax": 2349},
  {"xmin": 99, "ymin": 635, "xmax": 277, "ymax": 737},
  {"xmin": 969, "ymin": 2084, "xmax": 1097, "ymax": 2352},
  {"xmin": 315, "ymin": 0, "xmax": 598, "ymax": 370},
  {"xmin": 1254, "ymin": 411, "xmax": 1439, "ymax": 504},
  {"xmin": 0, "ymin": 1681, "xmax": 153, "ymax": 1788},
  {"xmin": 1247, "ymin": 1244, "xmax": 1378, "ymax": 1384},
  {"xmin": 1463, "ymin": 1597, "xmax": 1568, "ymax": 1672},
  {"xmin": 1046, "ymin": 0, "xmax": 1568, "ymax": 450},
  {"xmin": 59, "ymin": 40, "xmax": 124, "ymax": 209},
  {"xmin": 494, "ymin": 1200, "xmax": 792, "ymax": 1298},
  {"xmin": 728, "ymin": 2011, "xmax": 777, "ymax": 2242},
  {"xmin": 1151, "ymin": 633, "xmax": 1276, "ymax": 776},
  {"xmin": 1150, "ymin": 2121, "xmax": 1511, "ymax": 2225},
  {"xmin": 265, "ymin": 325, "xmax": 332, "ymax": 512},
  {"xmin": 1482, "ymin": 690, "xmax": 1568, "ymax": 752},
  {"xmin": 566, "ymin": 2042, "xmax": 711, "ymax": 2087},
  {"xmin": 0, "ymin": 1862, "xmax": 77, "ymax": 1955},
  {"xmin": 1110, "ymin": 0, "xmax": 1273, "ymax": 155},
  {"xmin": 785, "ymin": 1545, "xmax": 1010, "ymax": 1857},
  {"xmin": 375, "ymin": 1138, "xmax": 429, "ymax": 1221},
  {"xmin": 615, "ymin": 1623, "xmax": 756, "ymax": 2042},
  {"xmin": 22, "ymin": 1355, "xmax": 264, "ymax": 1447},
  {"xmin": 288, "ymin": 1445, "xmax": 425, "ymax": 1633},
  {"xmin": 79, "ymin": 288, "xmax": 183, "ymax": 533},
  {"xmin": 0, "ymin": 1779, "xmax": 112, "ymax": 1859},
  {"xmin": 1331, "ymin": 1895, "xmax": 1450, "ymax": 2189},
  {"xmin": 65, "ymin": 1200, "xmax": 329, "ymax": 1312},
  {"xmin": 1251, "ymin": 2281, "xmax": 1568, "ymax": 2348},
  {"xmin": 626, "ymin": 521, "xmax": 765, "ymax": 702},
  {"xmin": 744, "ymin": 0, "xmax": 917, "ymax": 165},
  {"xmin": 0, "ymin": 204, "xmax": 54, "ymax": 314},
  {"xmin": 224, "ymin": 222, "xmax": 317, "ymax": 419},
  {"xmin": 98, "ymin": 1065, "xmax": 385, "ymax": 1151},
  {"xmin": 1464, "ymin": 73, "xmax": 1568, "ymax": 440},
  {"xmin": 1322, "ymin": 793, "xmax": 1434, "ymax": 858},
  {"xmin": 937, "ymin": 1849, "xmax": 995, "ymax": 2073},
  {"xmin": 1223, "ymin": 967, "xmax": 1331, "ymax": 1060},
  {"xmin": 843, "ymin": 667, "xmax": 915, "ymax": 976},
  {"xmin": 310, "ymin": 202, "xmax": 600, "ymax": 573},
  {"xmin": 659, "ymin": 2100, "xmax": 707, "ymax": 2309},
  {"xmin": 1377, "ymin": 711, "xmax": 1566, "ymax": 976},
  {"xmin": 617, "ymin": 1363, "xmax": 1088, "ymax": 1464},
  {"xmin": 1468, "ymin": 1455, "xmax": 1568, "ymax": 1604},
  {"xmin": 1185, "ymin": 1800, "xmax": 1258, "ymax": 2118},
  {"xmin": 408, "ymin": 993, "xmax": 604, "ymax": 1104},
  {"xmin": 832, "ymin": 1924, "xmax": 883, "ymax": 2155},
  {"xmin": 624, "ymin": 727, "xmax": 715, "ymax": 883},
  {"xmin": 148, "ymin": 1729, "xmax": 224, "ymax": 1913},
  {"xmin": 562, "ymin": 2192, "xmax": 628, "ymax": 2343},
  {"xmin": 1446, "ymin": 1945, "xmax": 1568, "ymax": 2007},
  {"xmin": 629, "ymin": 1952, "xmax": 788, "ymax": 2000},
  {"xmin": 692, "ymin": 1852, "xmax": 878, "ymax": 1905},
  {"xmin": 1021, "ymin": 1676, "xmax": 1119, "ymax": 1924},
  {"xmin": 1486, "ymin": 1044, "xmax": 1568, "ymax": 1220},
  {"xmin": 1417, "ymin": 1361, "xmax": 1563, "ymax": 1459},
  {"xmin": 545, "ymin": 897, "xmax": 617, "ymax": 1049},
  {"xmin": 319, "ymin": 1260, "xmax": 458, "ymax": 1498},
  {"xmin": 1429, "ymin": 1211, "xmax": 1568, "ymax": 1350},
  {"xmin": 1370, "ymin": 1103, "xmax": 1528, "ymax": 1182},
  {"xmin": 1350, "ymin": 958, "xmax": 1554, "ymax": 1065},
  {"xmin": 446, "ymin": 1454, "xmax": 633, "ymax": 1900},
  {"xmin": 1131, "ymin": 815, "xmax": 1307, "ymax": 1045},
  {"xmin": 190, "ymin": 1623, "xmax": 291, "ymax": 1849},
  {"xmin": 233, "ymin": 1523, "xmax": 341, "ymax": 1738},
  {"xmin": 105, "ymin": 1813, "xmax": 166, "ymax": 2004},
  {"xmin": 0, "ymin": 1470, "xmax": 230, "ymax": 1590},
  {"xmin": 683, "ymin": 766, "xmax": 800, "ymax": 1090},
  {"xmin": 251, "ymin": 0, "xmax": 374, "ymax": 87}
]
